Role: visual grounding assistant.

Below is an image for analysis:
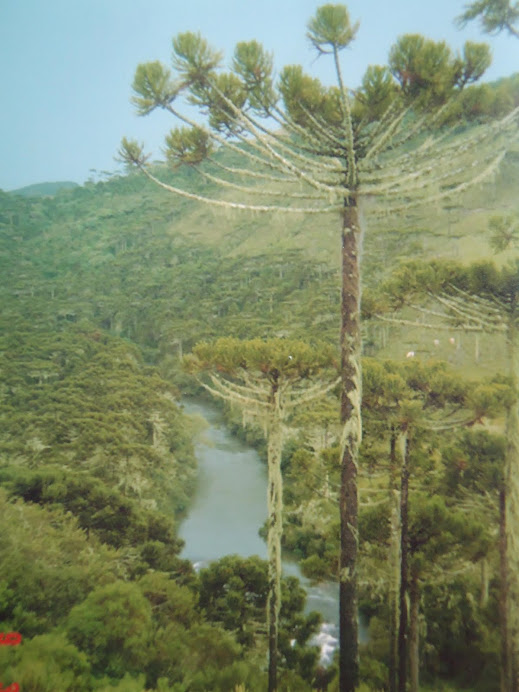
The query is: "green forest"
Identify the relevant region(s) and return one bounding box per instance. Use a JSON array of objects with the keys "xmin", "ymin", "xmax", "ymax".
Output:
[{"xmin": 2, "ymin": 2, "xmax": 519, "ymax": 691}]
